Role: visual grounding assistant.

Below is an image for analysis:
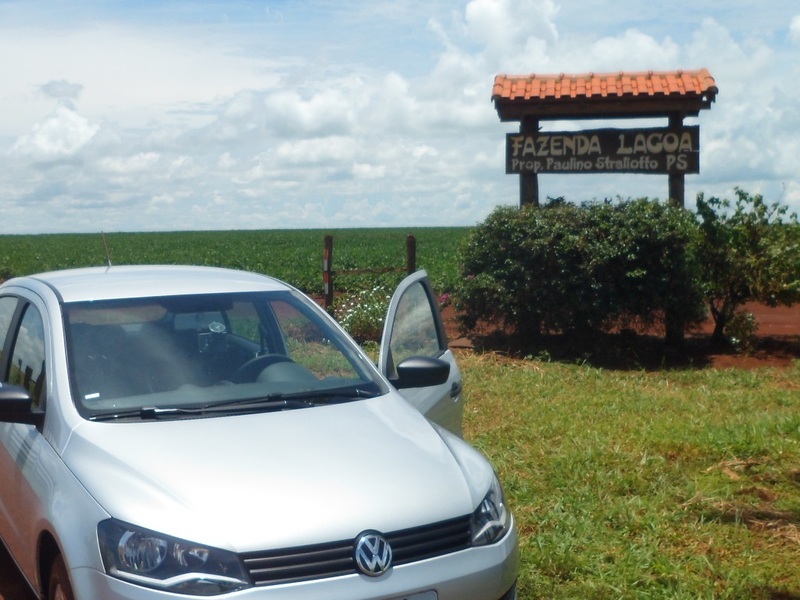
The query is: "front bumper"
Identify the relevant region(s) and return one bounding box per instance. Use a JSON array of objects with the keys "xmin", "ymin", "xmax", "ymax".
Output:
[{"xmin": 69, "ymin": 523, "xmax": 518, "ymax": 600}]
